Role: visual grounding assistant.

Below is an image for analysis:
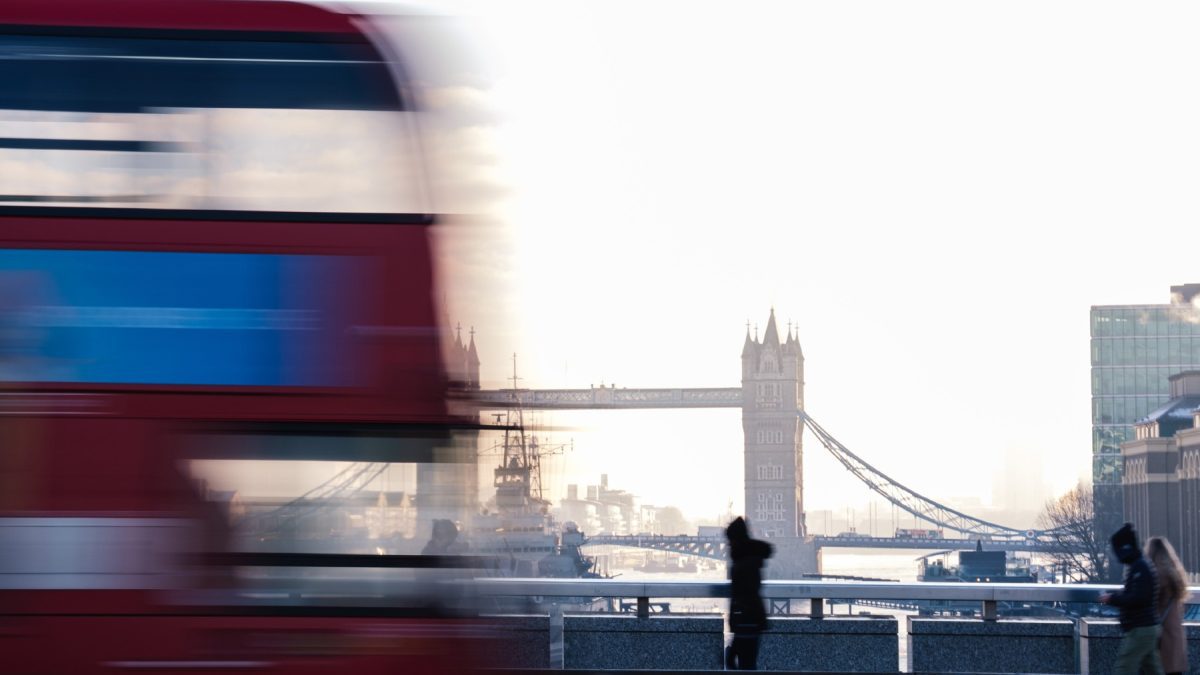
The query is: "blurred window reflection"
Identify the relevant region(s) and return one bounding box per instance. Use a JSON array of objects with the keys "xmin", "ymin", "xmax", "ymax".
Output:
[
  {"xmin": 0, "ymin": 249, "xmax": 367, "ymax": 386},
  {"xmin": 184, "ymin": 423, "xmax": 465, "ymax": 557},
  {"xmin": 183, "ymin": 429, "xmax": 482, "ymax": 609},
  {"xmin": 0, "ymin": 32, "xmax": 425, "ymax": 213},
  {"xmin": 189, "ymin": 457, "xmax": 425, "ymax": 554}
]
